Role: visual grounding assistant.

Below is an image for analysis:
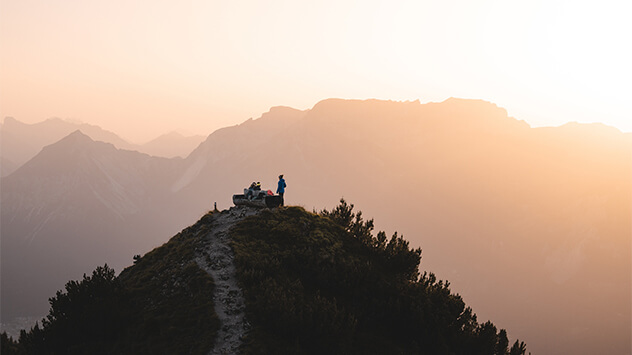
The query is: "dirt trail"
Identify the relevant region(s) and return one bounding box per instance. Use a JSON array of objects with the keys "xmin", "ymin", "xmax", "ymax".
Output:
[{"xmin": 194, "ymin": 206, "xmax": 259, "ymax": 355}]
